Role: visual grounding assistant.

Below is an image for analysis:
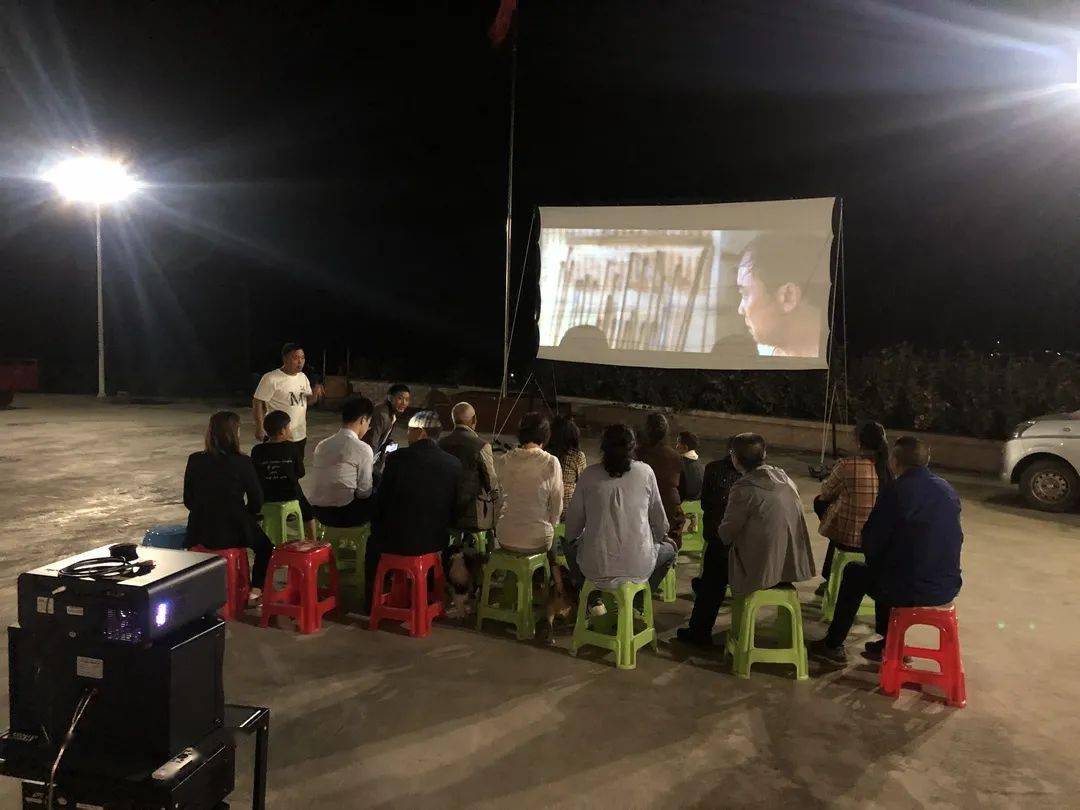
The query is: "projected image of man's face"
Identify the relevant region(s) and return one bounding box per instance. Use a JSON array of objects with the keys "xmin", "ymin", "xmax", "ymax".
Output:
[
  {"xmin": 536, "ymin": 201, "xmax": 832, "ymax": 369},
  {"xmin": 736, "ymin": 254, "xmax": 778, "ymax": 347}
]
